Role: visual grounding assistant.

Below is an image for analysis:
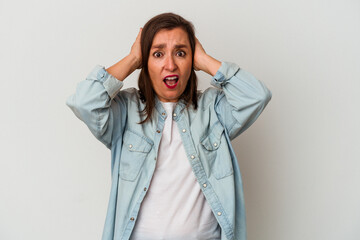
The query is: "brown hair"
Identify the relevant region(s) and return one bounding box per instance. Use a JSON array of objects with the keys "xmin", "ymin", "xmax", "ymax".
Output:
[{"xmin": 138, "ymin": 12, "xmax": 198, "ymax": 124}]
